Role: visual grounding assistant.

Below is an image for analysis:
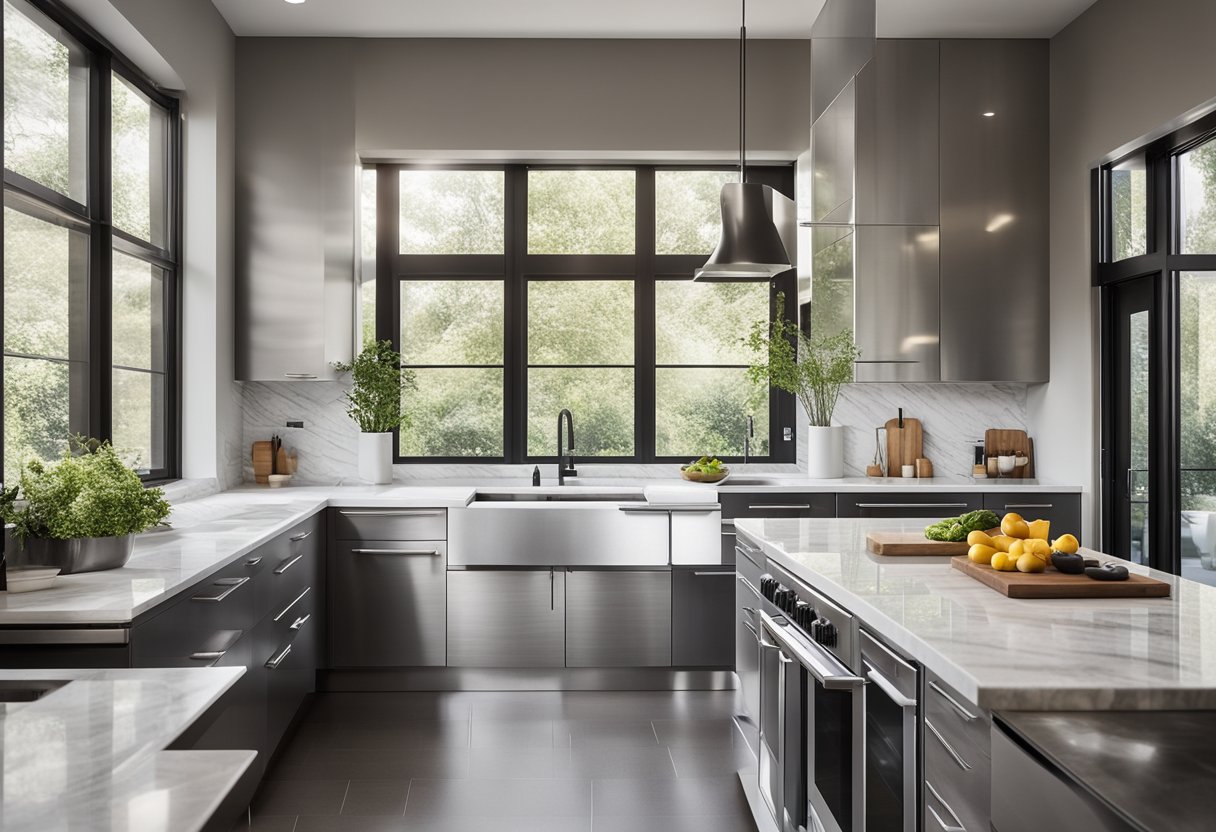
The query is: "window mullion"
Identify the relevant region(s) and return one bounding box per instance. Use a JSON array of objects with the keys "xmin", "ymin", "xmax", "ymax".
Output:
[
  {"xmin": 636, "ymin": 167, "xmax": 656, "ymax": 463},
  {"xmin": 90, "ymin": 52, "xmax": 113, "ymax": 444},
  {"xmin": 505, "ymin": 165, "xmax": 527, "ymax": 464}
]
